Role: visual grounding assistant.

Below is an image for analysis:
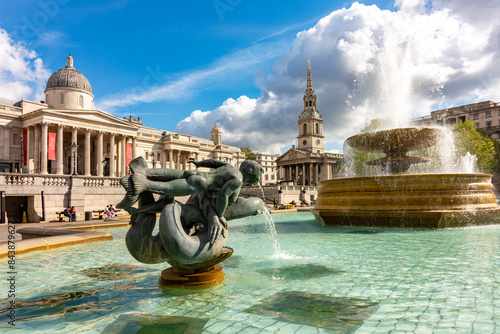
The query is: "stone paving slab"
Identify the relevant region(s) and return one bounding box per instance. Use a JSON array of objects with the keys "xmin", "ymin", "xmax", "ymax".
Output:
[{"xmin": 0, "ymin": 216, "xmax": 130, "ymax": 257}]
